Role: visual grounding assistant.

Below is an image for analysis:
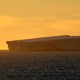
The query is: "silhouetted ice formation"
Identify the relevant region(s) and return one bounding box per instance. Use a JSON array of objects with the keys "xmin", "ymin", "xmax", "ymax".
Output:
[{"xmin": 6, "ymin": 35, "xmax": 80, "ymax": 51}]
